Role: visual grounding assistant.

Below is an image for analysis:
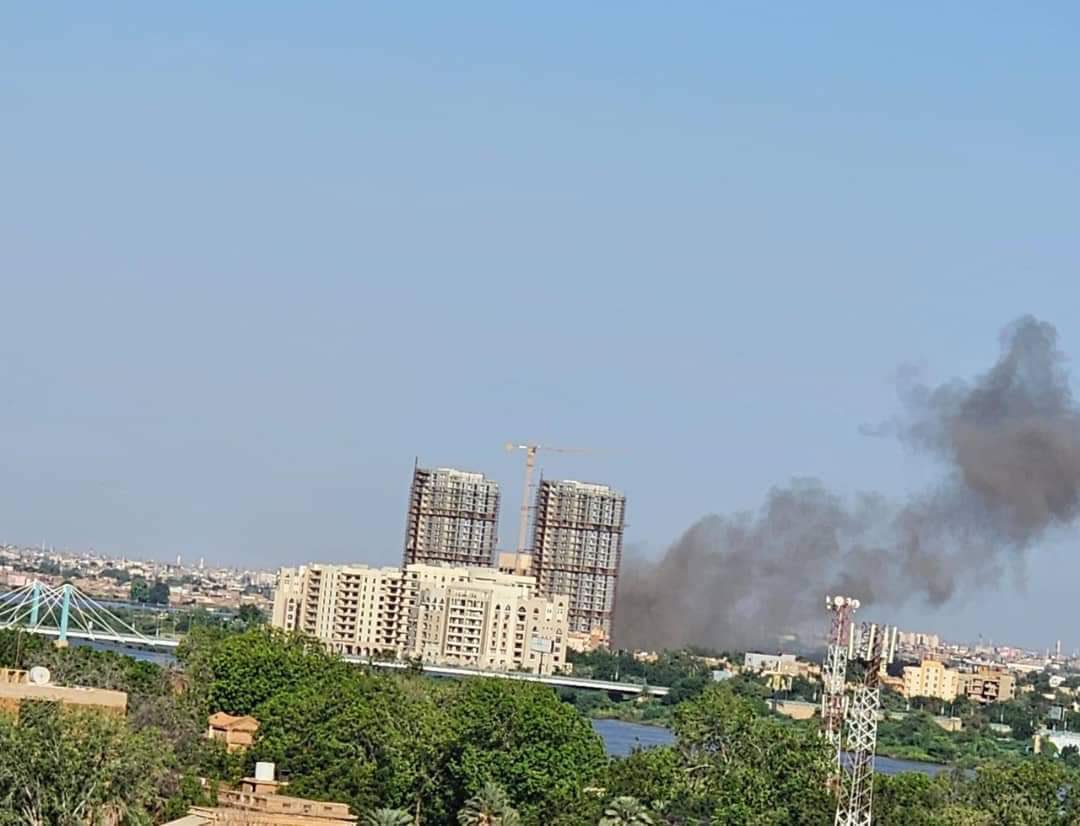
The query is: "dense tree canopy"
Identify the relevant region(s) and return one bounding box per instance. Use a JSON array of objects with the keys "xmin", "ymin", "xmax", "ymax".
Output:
[
  {"xmin": 6, "ymin": 626, "xmax": 1080, "ymax": 825},
  {"xmin": 0, "ymin": 702, "xmax": 165, "ymax": 825}
]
